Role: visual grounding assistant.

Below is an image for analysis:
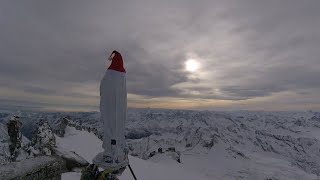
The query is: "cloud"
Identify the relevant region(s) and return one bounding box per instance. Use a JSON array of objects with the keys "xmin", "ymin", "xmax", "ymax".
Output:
[{"xmin": 0, "ymin": 0, "xmax": 319, "ymax": 111}]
